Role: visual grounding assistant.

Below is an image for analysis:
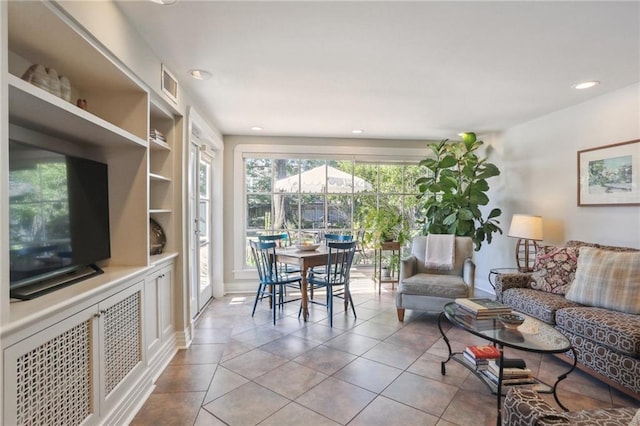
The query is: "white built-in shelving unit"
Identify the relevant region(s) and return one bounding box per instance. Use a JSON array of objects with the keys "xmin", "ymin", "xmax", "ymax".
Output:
[{"xmin": 1, "ymin": 2, "xmax": 181, "ymax": 424}]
